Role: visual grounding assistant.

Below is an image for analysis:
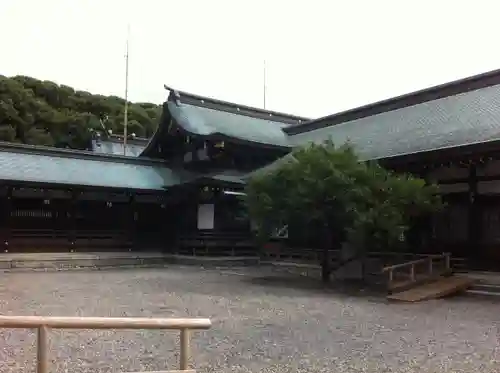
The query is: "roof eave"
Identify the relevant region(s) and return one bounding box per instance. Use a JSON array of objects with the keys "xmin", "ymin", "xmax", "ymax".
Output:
[
  {"xmin": 378, "ymin": 138, "xmax": 500, "ymax": 167},
  {"xmin": 203, "ymin": 133, "xmax": 291, "ymax": 151},
  {"xmin": 0, "ymin": 141, "xmax": 167, "ymax": 166},
  {"xmin": 0, "ymin": 178, "xmax": 174, "ymax": 193}
]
